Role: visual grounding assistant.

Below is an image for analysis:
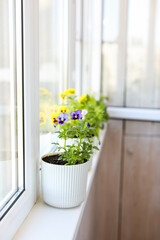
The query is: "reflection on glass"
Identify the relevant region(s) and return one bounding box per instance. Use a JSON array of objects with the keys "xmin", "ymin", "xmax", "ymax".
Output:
[
  {"xmin": 39, "ymin": 0, "xmax": 67, "ymax": 132},
  {"xmin": 39, "ymin": 0, "xmax": 68, "ymax": 156},
  {"xmin": 39, "ymin": 0, "xmax": 61, "ymax": 101}
]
